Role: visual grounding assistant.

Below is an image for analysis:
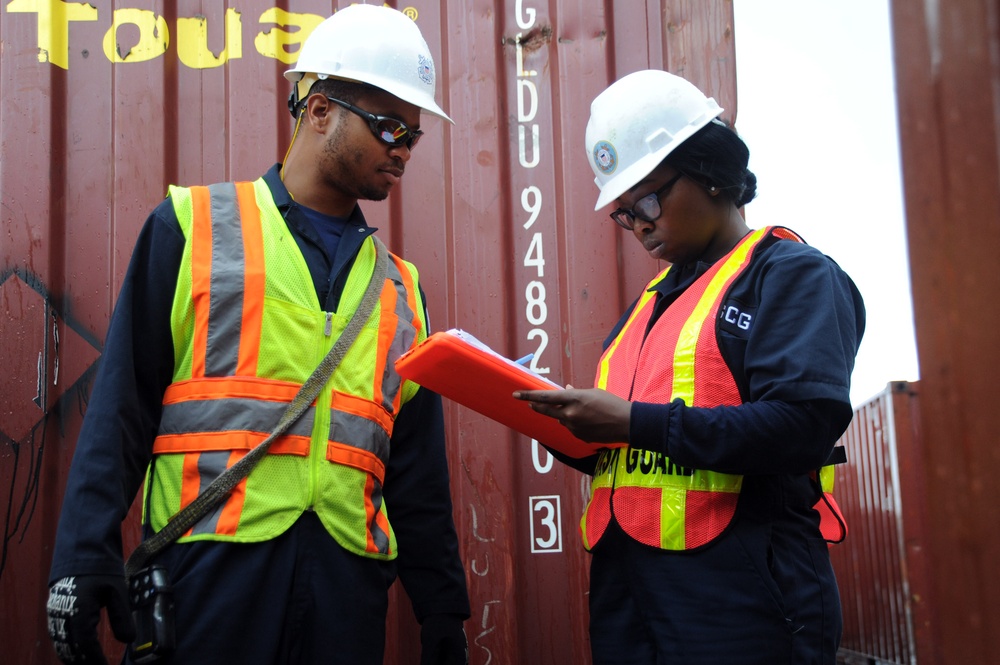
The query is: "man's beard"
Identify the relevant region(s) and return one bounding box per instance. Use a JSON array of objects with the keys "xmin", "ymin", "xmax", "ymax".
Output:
[{"xmin": 322, "ymin": 127, "xmax": 395, "ymax": 202}]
